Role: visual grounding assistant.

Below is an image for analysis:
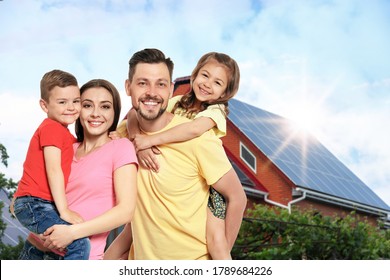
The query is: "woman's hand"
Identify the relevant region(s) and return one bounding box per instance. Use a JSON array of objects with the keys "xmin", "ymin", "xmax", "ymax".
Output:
[
  {"xmin": 109, "ymin": 131, "xmax": 121, "ymax": 140},
  {"xmin": 41, "ymin": 224, "xmax": 75, "ymax": 250}
]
